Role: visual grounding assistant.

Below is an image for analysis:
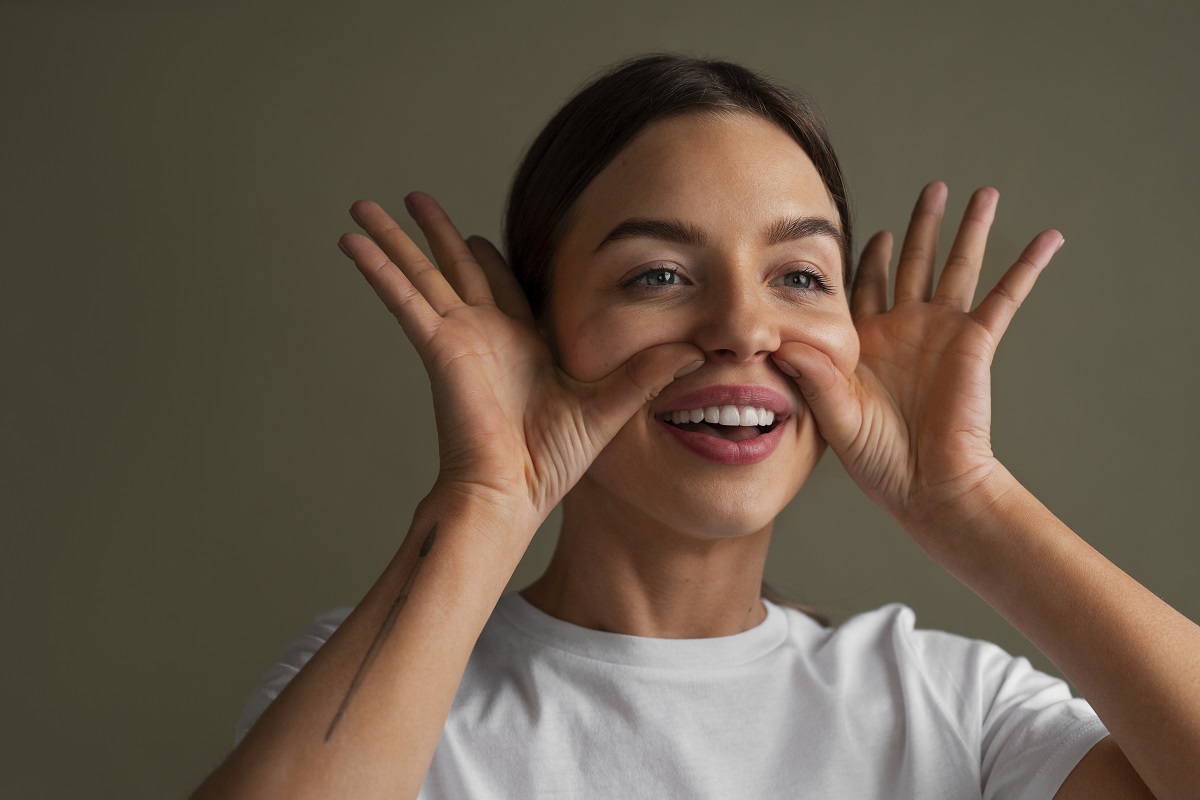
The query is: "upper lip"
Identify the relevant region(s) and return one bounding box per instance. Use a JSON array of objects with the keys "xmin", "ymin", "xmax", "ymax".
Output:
[{"xmin": 654, "ymin": 384, "xmax": 794, "ymax": 417}]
